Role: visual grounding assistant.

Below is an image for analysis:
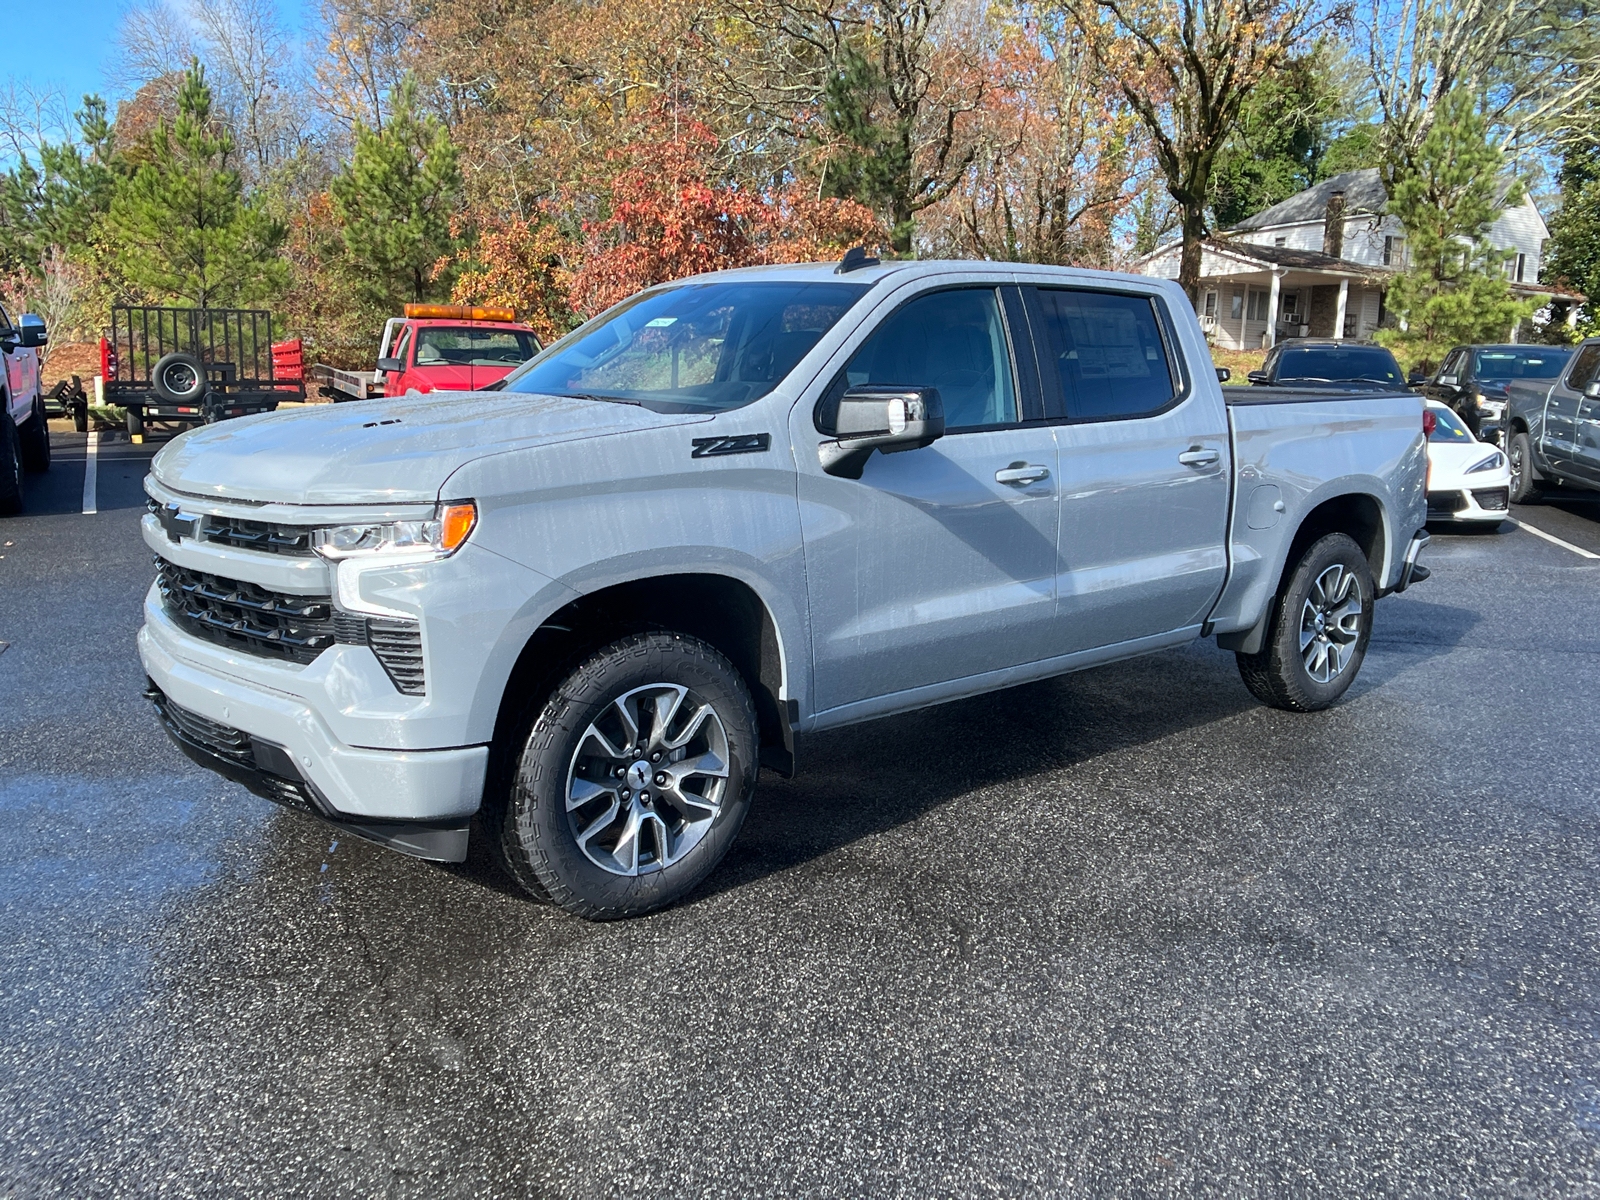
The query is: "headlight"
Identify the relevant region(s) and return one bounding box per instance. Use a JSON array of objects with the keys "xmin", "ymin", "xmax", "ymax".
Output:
[
  {"xmin": 1466, "ymin": 451, "xmax": 1505, "ymax": 474},
  {"xmin": 312, "ymin": 502, "xmax": 477, "ymax": 561},
  {"xmin": 1475, "ymin": 394, "xmax": 1505, "ymax": 417}
]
